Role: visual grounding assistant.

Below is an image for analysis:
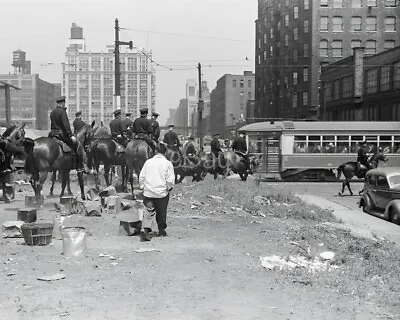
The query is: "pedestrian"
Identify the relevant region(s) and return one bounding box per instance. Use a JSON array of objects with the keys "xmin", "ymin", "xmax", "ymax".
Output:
[{"xmin": 139, "ymin": 142, "xmax": 174, "ymax": 241}]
